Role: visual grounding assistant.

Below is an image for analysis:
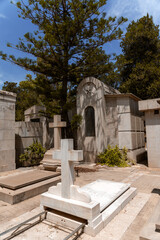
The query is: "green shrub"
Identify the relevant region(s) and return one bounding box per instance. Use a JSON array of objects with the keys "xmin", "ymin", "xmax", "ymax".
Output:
[
  {"xmin": 71, "ymin": 114, "xmax": 82, "ymax": 131},
  {"xmin": 19, "ymin": 140, "xmax": 46, "ymax": 166},
  {"xmin": 97, "ymin": 145, "xmax": 128, "ymax": 167}
]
